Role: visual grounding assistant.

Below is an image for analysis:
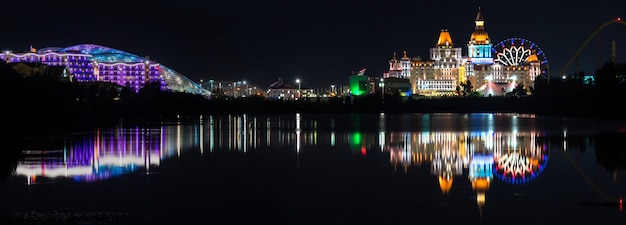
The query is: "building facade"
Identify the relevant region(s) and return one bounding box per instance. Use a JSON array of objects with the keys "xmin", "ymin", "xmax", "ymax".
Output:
[
  {"xmin": 1, "ymin": 44, "xmax": 207, "ymax": 96},
  {"xmin": 398, "ymin": 7, "xmax": 545, "ymax": 97},
  {"xmin": 411, "ymin": 29, "xmax": 464, "ymax": 96}
]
